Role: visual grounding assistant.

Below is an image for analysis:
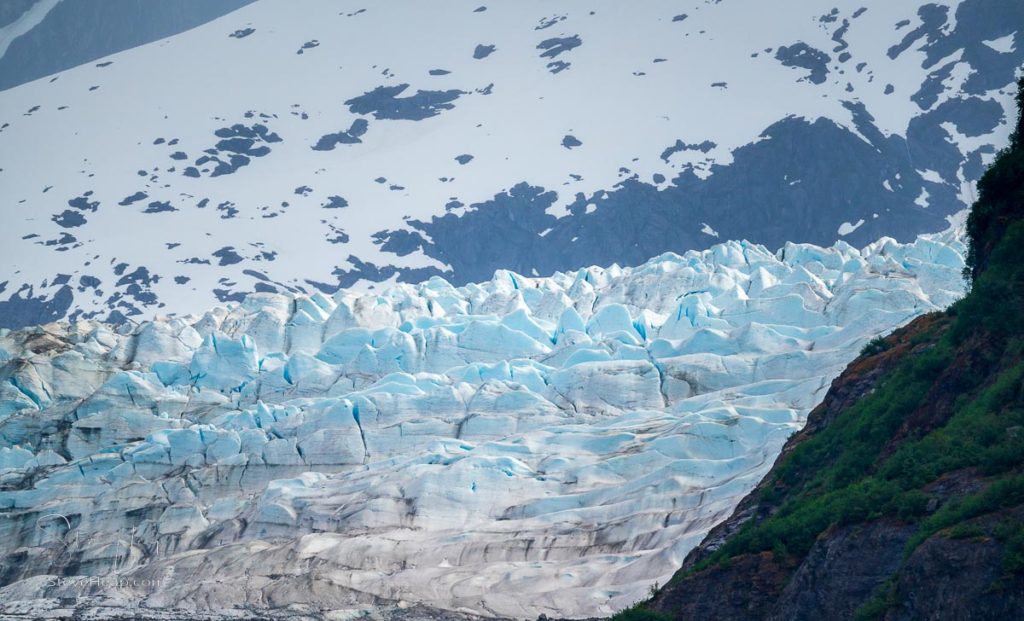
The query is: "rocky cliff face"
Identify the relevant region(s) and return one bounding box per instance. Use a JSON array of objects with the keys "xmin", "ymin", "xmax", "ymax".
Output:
[{"xmin": 635, "ymin": 78, "xmax": 1024, "ymax": 621}]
